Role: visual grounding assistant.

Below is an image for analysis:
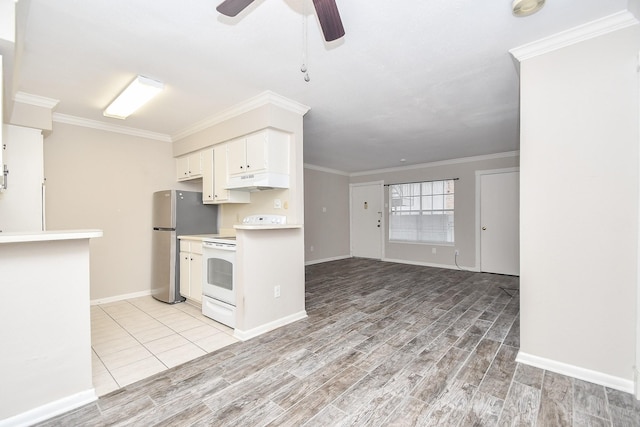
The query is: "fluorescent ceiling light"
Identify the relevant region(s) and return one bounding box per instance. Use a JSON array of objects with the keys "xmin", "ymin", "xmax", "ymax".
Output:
[{"xmin": 103, "ymin": 75, "xmax": 163, "ymax": 119}]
